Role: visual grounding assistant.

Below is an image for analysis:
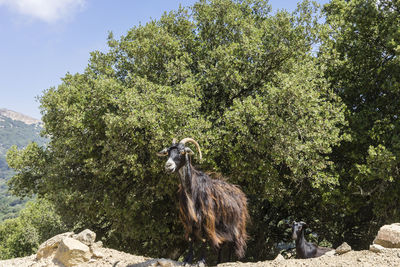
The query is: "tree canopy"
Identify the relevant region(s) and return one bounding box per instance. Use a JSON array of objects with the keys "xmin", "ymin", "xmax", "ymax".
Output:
[{"xmin": 319, "ymin": 0, "xmax": 400, "ymax": 247}]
